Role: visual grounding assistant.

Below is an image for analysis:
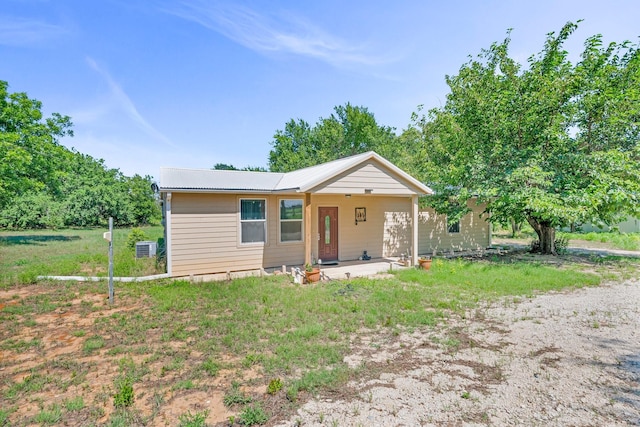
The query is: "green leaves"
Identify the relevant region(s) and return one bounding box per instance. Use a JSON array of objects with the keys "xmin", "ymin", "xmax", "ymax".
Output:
[
  {"xmin": 409, "ymin": 21, "xmax": 640, "ymax": 253},
  {"xmin": 0, "ymin": 81, "xmax": 161, "ymax": 229}
]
